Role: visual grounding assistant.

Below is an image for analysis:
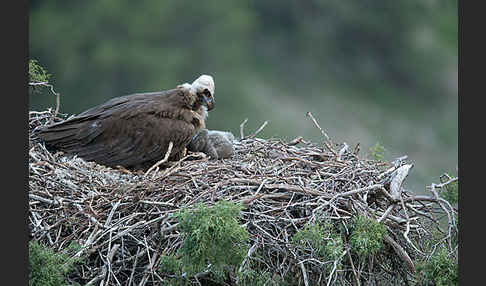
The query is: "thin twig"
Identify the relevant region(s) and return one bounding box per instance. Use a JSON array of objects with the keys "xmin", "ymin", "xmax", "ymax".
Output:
[
  {"xmin": 240, "ymin": 118, "xmax": 248, "ymax": 140},
  {"xmin": 29, "ymin": 82, "xmax": 61, "ymax": 116},
  {"xmin": 144, "ymin": 141, "xmax": 174, "ymax": 177},
  {"xmin": 347, "ymin": 249, "xmax": 360, "ymax": 286},
  {"xmin": 247, "ymin": 120, "xmax": 268, "ymax": 139},
  {"xmin": 299, "ymin": 261, "xmax": 310, "ymax": 286},
  {"xmin": 306, "ymin": 112, "xmax": 330, "ymax": 142}
]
